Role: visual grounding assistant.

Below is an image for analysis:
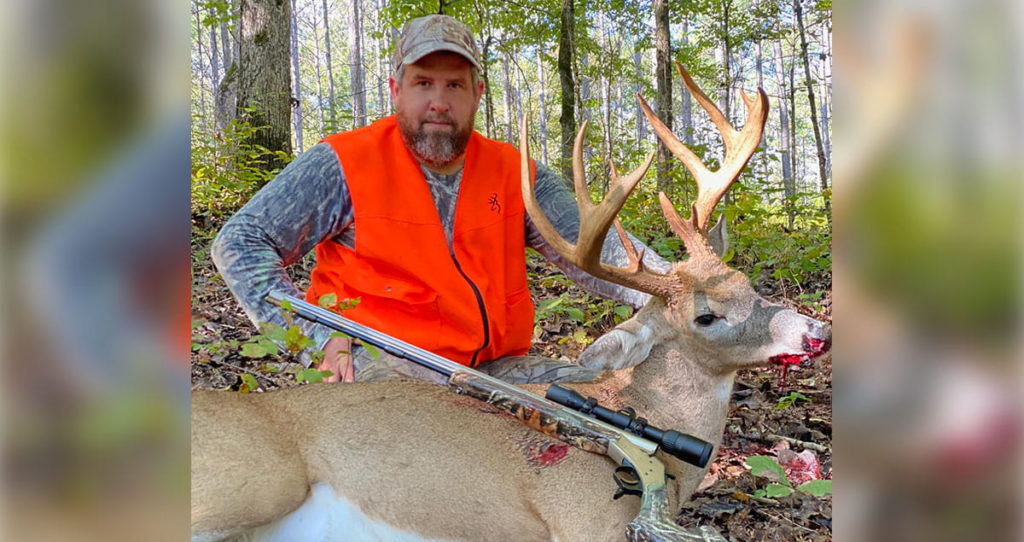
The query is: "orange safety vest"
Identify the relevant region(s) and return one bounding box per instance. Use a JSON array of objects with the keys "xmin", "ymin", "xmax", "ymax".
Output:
[{"xmin": 307, "ymin": 115, "xmax": 536, "ymax": 366}]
